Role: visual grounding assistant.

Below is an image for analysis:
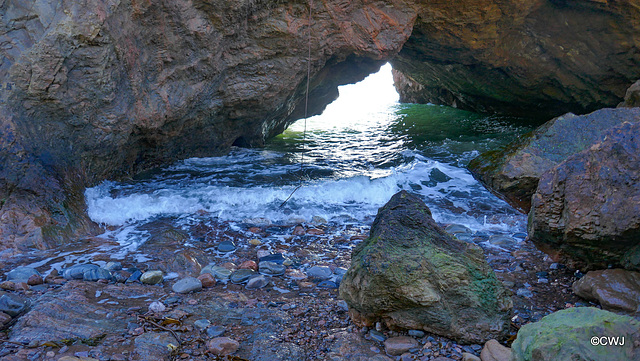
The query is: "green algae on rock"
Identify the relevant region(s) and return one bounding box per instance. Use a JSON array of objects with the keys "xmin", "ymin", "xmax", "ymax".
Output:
[
  {"xmin": 511, "ymin": 307, "xmax": 640, "ymax": 361},
  {"xmin": 339, "ymin": 191, "xmax": 512, "ymax": 344}
]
